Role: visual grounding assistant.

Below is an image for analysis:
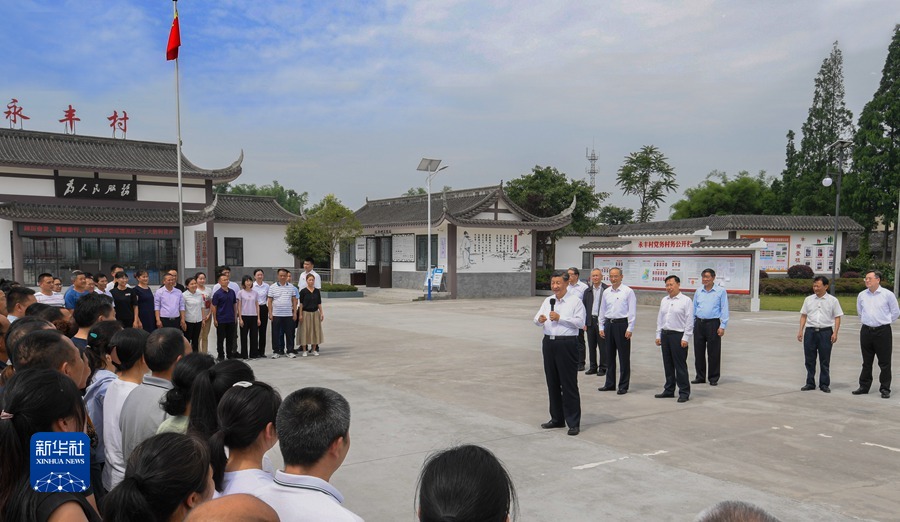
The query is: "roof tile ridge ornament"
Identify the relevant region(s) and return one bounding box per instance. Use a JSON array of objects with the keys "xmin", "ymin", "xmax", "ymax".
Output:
[{"xmin": 183, "ymin": 148, "xmax": 243, "ymax": 179}]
